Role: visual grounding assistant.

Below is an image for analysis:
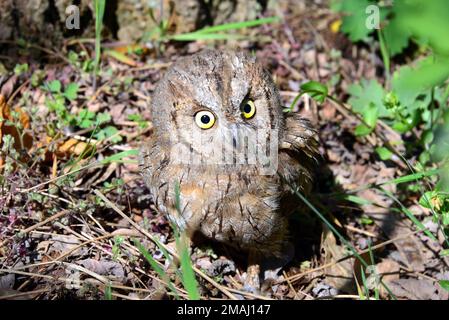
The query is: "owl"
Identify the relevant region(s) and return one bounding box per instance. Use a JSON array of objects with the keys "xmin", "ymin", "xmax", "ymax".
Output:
[{"xmin": 140, "ymin": 49, "xmax": 319, "ymax": 291}]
